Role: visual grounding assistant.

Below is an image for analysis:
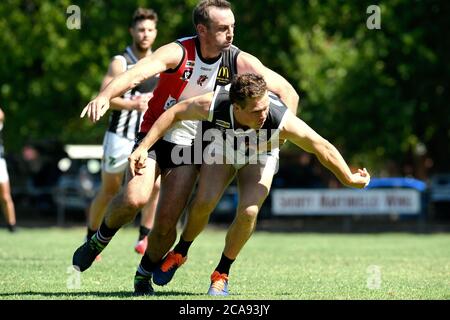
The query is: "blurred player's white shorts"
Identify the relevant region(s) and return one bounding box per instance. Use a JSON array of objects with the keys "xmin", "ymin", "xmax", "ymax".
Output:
[
  {"xmin": 101, "ymin": 131, "xmax": 134, "ymax": 174},
  {"xmin": 0, "ymin": 158, "xmax": 10, "ymax": 183}
]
